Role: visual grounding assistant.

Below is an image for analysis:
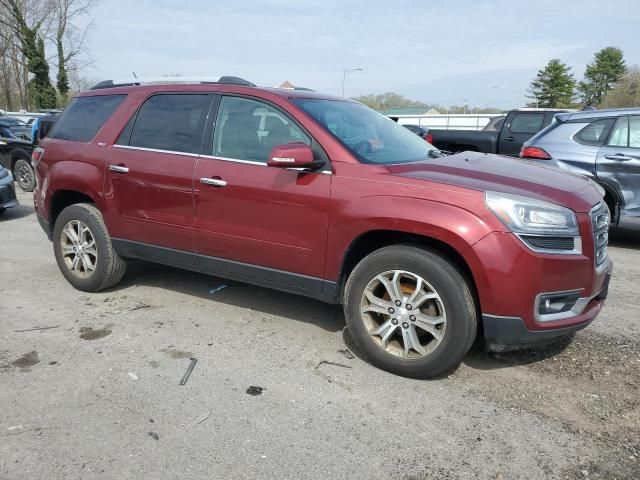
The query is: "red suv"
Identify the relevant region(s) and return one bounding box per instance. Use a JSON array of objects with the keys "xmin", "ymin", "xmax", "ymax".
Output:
[{"xmin": 33, "ymin": 76, "xmax": 612, "ymax": 378}]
